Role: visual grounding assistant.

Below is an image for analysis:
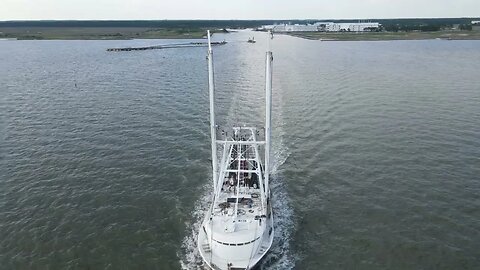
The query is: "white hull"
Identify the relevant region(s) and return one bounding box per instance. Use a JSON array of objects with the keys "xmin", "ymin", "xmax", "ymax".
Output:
[{"xmin": 198, "ymin": 203, "xmax": 274, "ymax": 270}]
